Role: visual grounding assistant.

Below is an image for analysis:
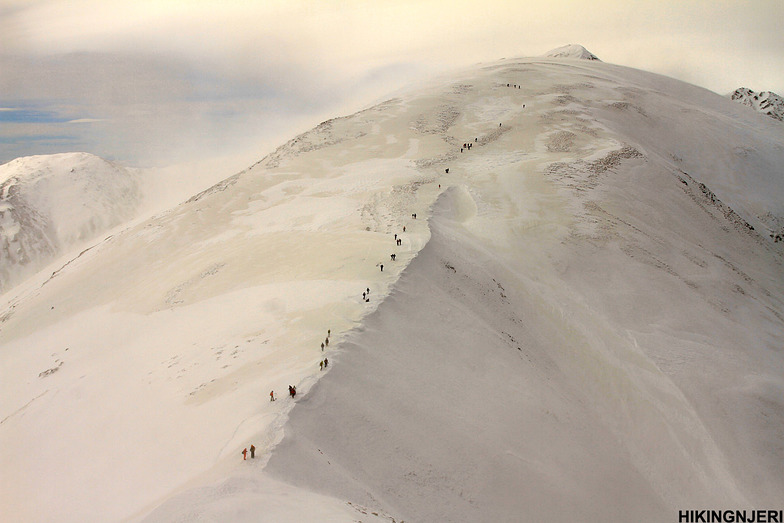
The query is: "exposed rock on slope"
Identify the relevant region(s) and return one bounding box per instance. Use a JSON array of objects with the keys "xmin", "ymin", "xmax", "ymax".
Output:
[{"xmin": 730, "ymin": 87, "xmax": 784, "ymax": 121}]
